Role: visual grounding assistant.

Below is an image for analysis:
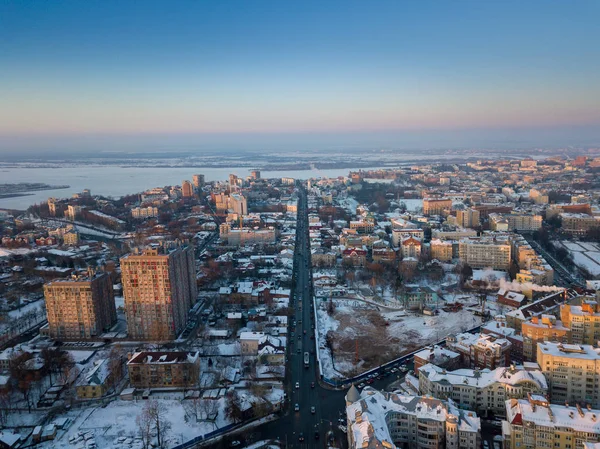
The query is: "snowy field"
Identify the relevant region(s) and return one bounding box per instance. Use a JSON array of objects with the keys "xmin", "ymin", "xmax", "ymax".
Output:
[
  {"xmin": 316, "ymin": 299, "xmax": 482, "ymax": 379},
  {"xmin": 560, "ymin": 241, "xmax": 600, "ymax": 277},
  {"xmin": 40, "ymin": 397, "xmax": 230, "ymax": 449}
]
